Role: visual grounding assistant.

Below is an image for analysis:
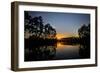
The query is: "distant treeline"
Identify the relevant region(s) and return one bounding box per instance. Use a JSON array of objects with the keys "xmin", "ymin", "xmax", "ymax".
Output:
[
  {"xmin": 59, "ymin": 37, "xmax": 79, "ymax": 45},
  {"xmin": 59, "ymin": 24, "xmax": 90, "ymax": 45}
]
